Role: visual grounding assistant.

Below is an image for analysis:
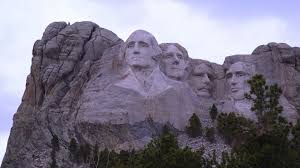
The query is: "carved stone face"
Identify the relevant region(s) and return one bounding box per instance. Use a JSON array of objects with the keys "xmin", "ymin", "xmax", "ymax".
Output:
[
  {"xmin": 226, "ymin": 62, "xmax": 255, "ymax": 100},
  {"xmin": 125, "ymin": 31, "xmax": 157, "ymax": 69},
  {"xmin": 189, "ymin": 63, "xmax": 213, "ymax": 97},
  {"xmin": 161, "ymin": 45, "xmax": 188, "ymax": 80}
]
